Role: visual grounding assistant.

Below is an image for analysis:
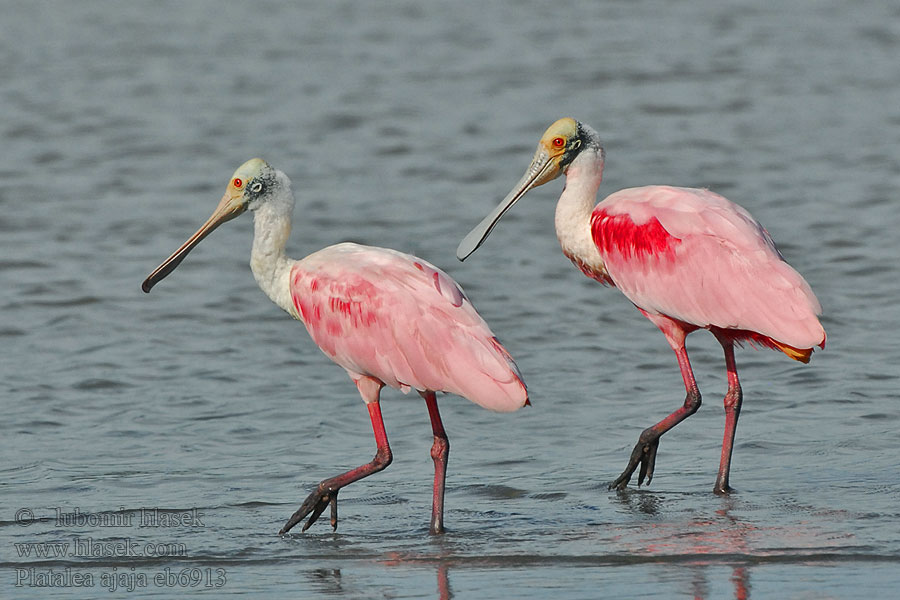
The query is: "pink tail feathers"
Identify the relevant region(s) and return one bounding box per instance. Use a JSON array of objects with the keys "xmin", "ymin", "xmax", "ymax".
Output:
[{"xmin": 449, "ymin": 335, "xmax": 528, "ymax": 413}]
